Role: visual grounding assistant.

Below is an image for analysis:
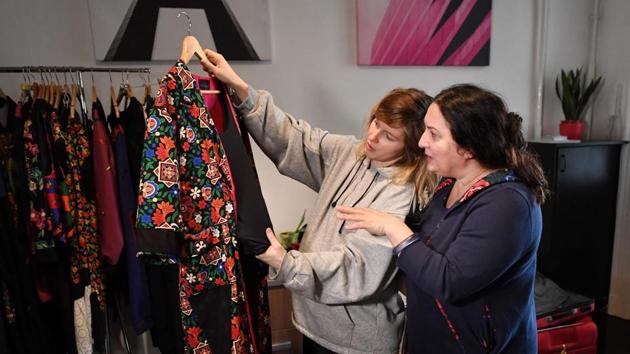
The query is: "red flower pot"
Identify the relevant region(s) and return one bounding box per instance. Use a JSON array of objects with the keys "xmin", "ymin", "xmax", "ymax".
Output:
[{"xmin": 559, "ymin": 120, "xmax": 585, "ymax": 140}]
